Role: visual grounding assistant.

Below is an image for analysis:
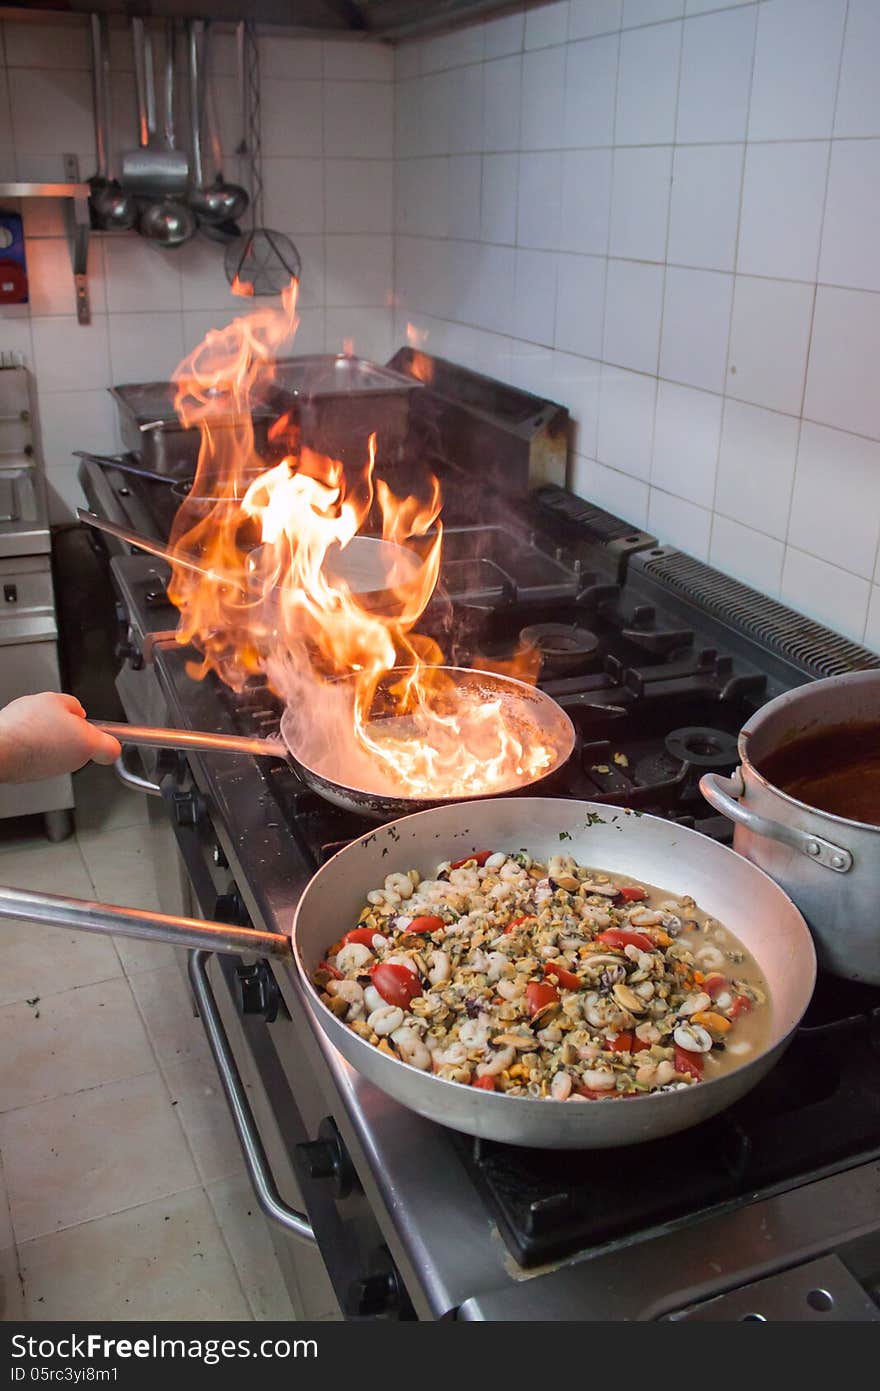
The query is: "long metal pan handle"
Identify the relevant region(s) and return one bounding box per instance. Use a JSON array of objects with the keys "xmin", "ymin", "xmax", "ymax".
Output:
[
  {"xmin": 94, "ymin": 720, "xmax": 287, "ymax": 760},
  {"xmin": 74, "ymin": 451, "xmax": 175, "ymax": 485},
  {"xmin": 77, "ymin": 509, "xmax": 245, "ymax": 591},
  {"xmin": 0, "ymin": 883, "xmax": 290, "ymax": 957},
  {"xmin": 700, "ymin": 769, "xmax": 853, "ymax": 874},
  {"xmin": 188, "ymin": 951, "xmax": 316, "ymax": 1244}
]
